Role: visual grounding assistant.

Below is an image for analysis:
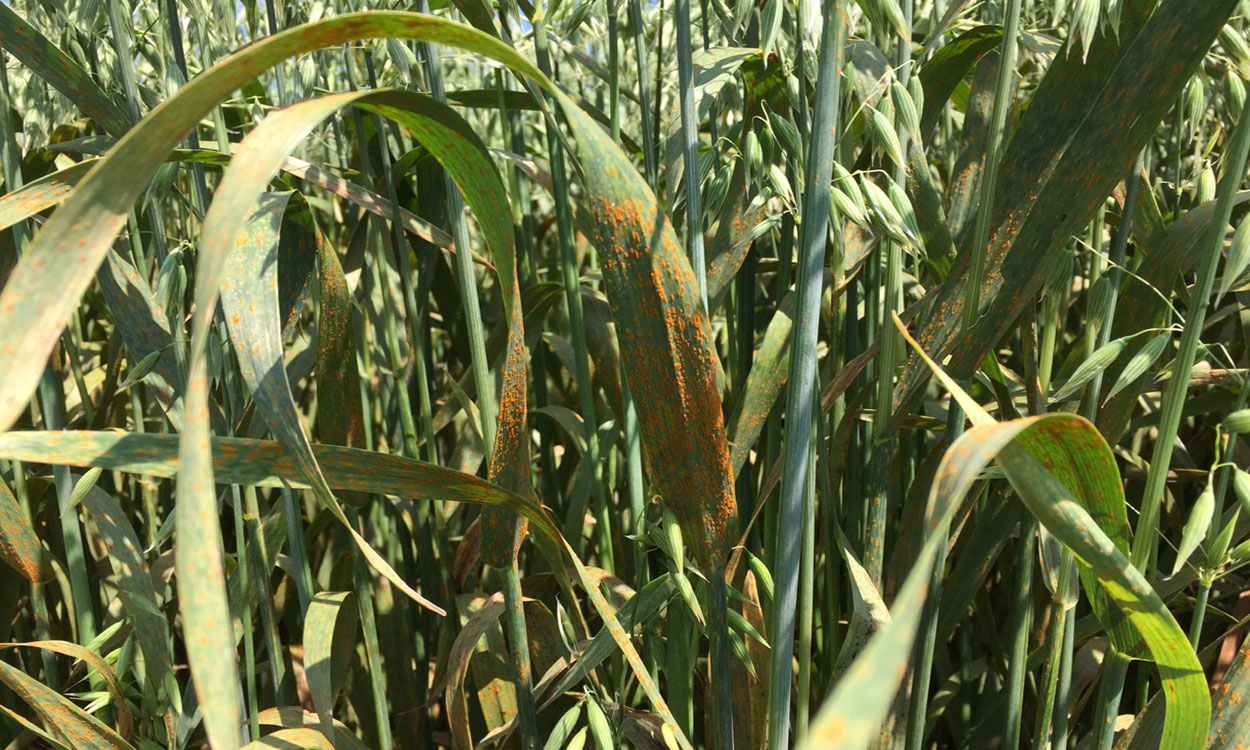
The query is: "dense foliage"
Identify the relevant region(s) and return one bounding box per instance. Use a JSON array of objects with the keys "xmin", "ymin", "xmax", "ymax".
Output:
[{"xmin": 1, "ymin": 0, "xmax": 1249, "ymax": 748}]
